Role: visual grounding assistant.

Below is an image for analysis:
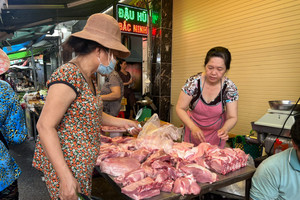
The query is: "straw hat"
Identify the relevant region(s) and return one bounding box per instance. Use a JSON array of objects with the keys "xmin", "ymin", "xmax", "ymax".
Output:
[
  {"xmin": 72, "ymin": 13, "xmax": 130, "ymax": 58},
  {"xmin": 0, "ymin": 49, "xmax": 10, "ymax": 75}
]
